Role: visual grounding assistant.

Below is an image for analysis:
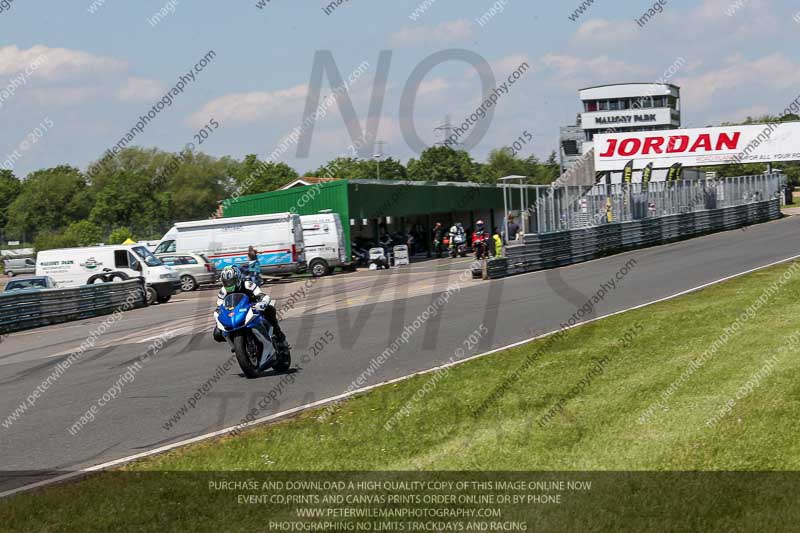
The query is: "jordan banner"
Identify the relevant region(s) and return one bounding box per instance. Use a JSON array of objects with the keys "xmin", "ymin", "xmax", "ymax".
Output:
[{"xmin": 593, "ymin": 122, "xmax": 800, "ymax": 171}]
